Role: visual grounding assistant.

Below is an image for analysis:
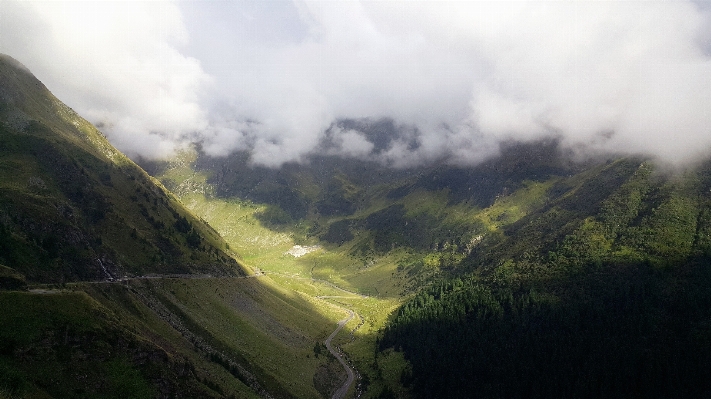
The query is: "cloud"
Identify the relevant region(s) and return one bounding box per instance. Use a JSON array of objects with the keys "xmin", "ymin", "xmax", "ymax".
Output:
[
  {"xmin": 3, "ymin": 1, "xmax": 711, "ymax": 167},
  {"xmin": 0, "ymin": 1, "xmax": 209, "ymax": 158},
  {"xmin": 456, "ymin": 0, "xmax": 711, "ymax": 163}
]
